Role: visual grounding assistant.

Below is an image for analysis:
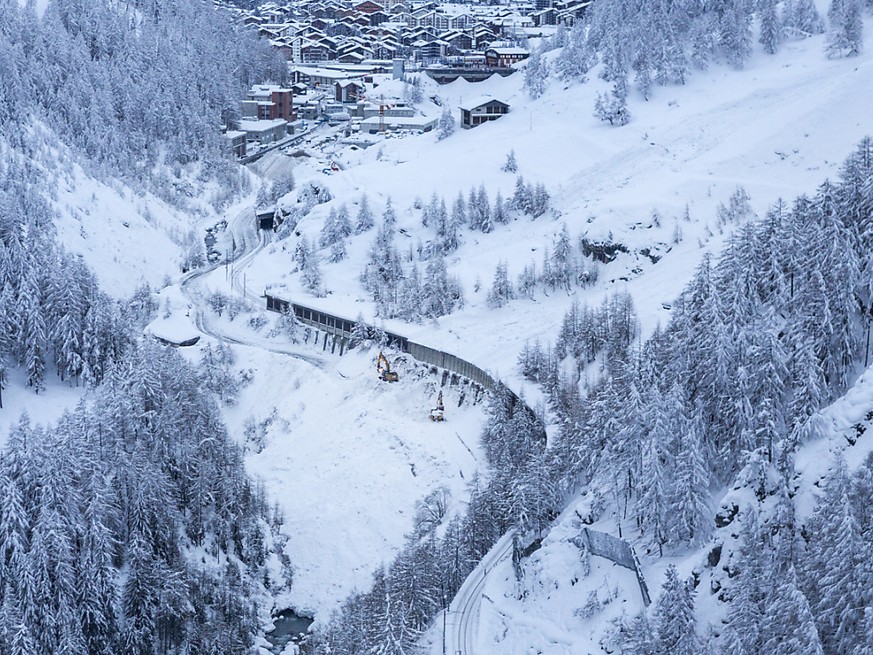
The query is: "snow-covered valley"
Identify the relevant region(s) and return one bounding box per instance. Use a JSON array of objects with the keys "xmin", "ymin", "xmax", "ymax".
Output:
[{"xmin": 2, "ymin": 0, "xmax": 873, "ymax": 653}]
